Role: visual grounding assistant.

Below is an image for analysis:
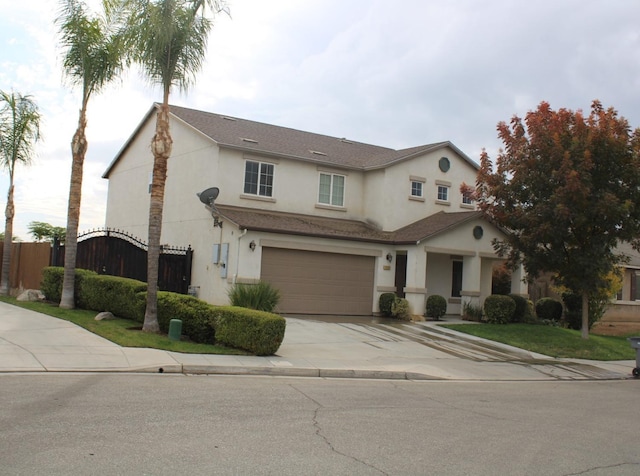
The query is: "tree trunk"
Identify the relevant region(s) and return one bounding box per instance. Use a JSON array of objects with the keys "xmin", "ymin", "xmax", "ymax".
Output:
[
  {"xmin": 60, "ymin": 105, "xmax": 88, "ymax": 309},
  {"xmin": 581, "ymin": 291, "xmax": 589, "ymax": 339},
  {"xmin": 0, "ymin": 184, "xmax": 15, "ymax": 295},
  {"xmin": 143, "ymin": 102, "xmax": 172, "ymax": 333}
]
